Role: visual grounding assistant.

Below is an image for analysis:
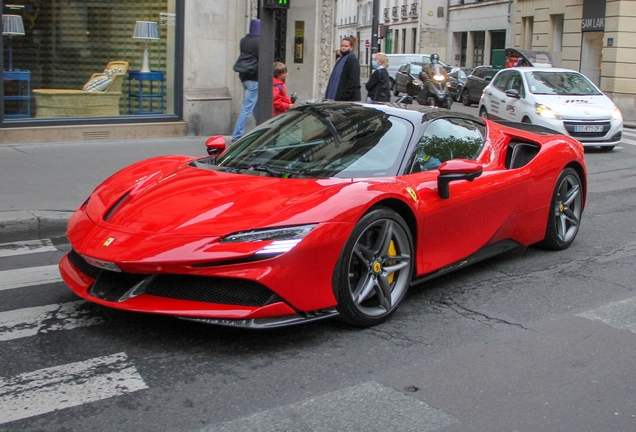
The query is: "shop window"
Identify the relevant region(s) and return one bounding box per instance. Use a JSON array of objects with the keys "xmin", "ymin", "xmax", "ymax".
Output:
[{"xmin": 2, "ymin": 0, "xmax": 178, "ymax": 121}]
